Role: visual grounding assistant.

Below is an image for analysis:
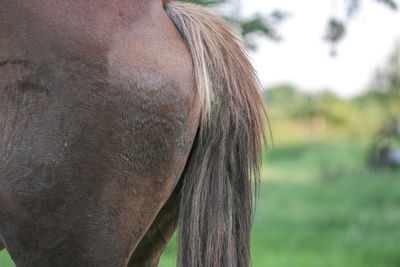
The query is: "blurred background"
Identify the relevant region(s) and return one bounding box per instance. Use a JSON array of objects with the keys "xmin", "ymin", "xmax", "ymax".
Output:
[{"xmin": 1, "ymin": 0, "xmax": 400, "ymax": 266}]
